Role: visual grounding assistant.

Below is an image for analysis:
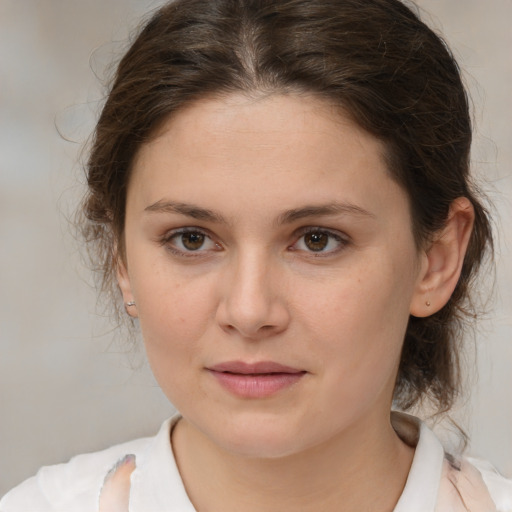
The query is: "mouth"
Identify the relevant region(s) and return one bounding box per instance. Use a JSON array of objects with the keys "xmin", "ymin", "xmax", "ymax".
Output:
[{"xmin": 206, "ymin": 361, "xmax": 307, "ymax": 398}]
